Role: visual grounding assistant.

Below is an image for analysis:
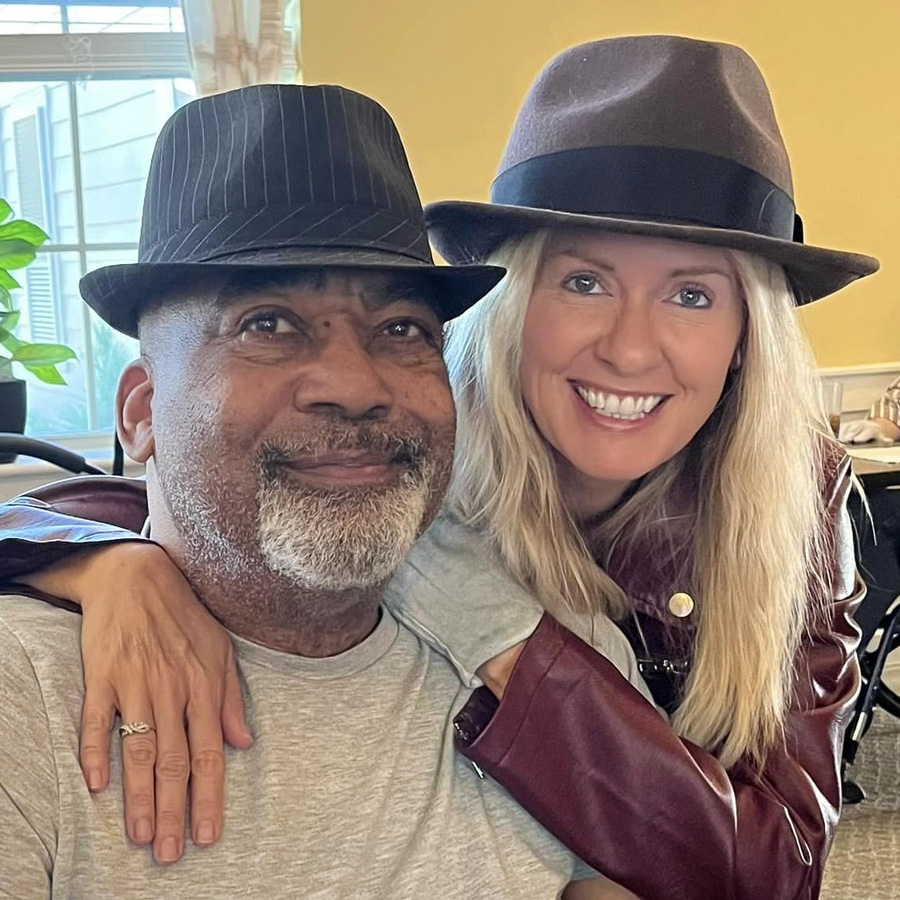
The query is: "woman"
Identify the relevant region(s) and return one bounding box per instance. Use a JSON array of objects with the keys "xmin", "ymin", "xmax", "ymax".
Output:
[{"xmin": 0, "ymin": 36, "xmax": 878, "ymax": 900}]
